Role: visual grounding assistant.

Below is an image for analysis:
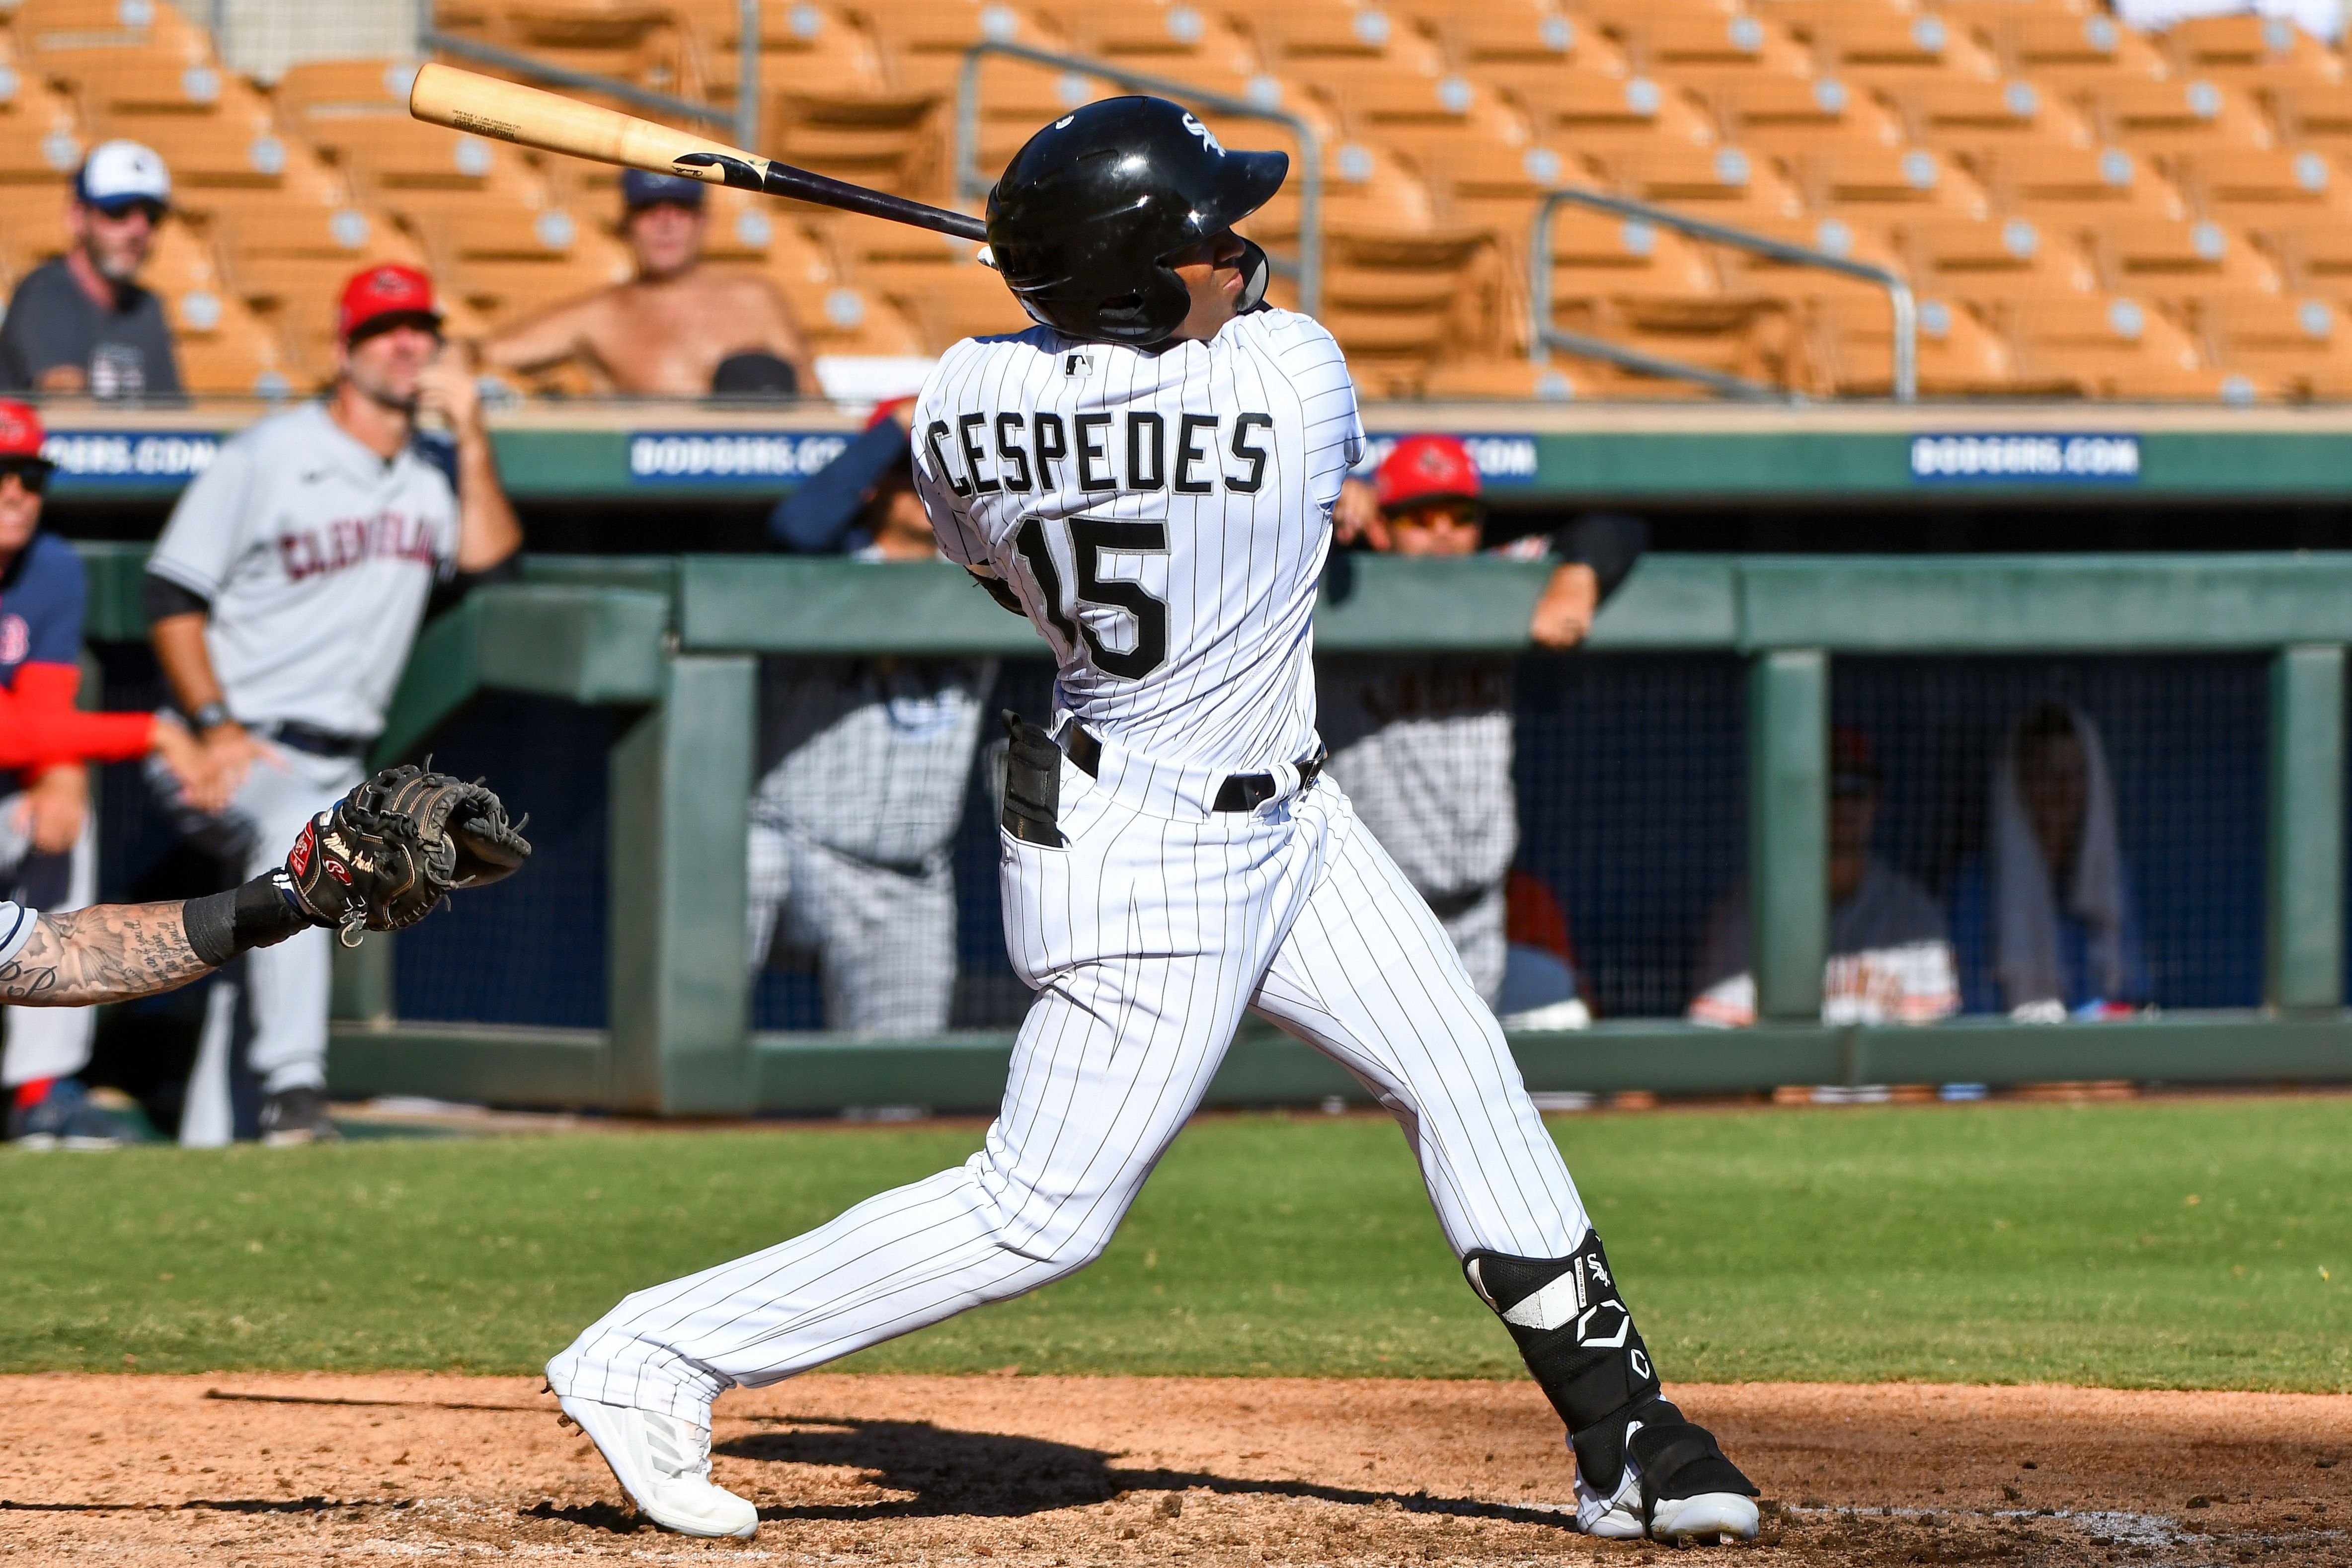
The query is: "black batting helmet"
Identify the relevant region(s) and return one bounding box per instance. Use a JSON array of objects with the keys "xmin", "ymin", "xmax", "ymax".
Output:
[{"xmin": 986, "ymin": 96, "xmax": 1287, "ymax": 346}]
